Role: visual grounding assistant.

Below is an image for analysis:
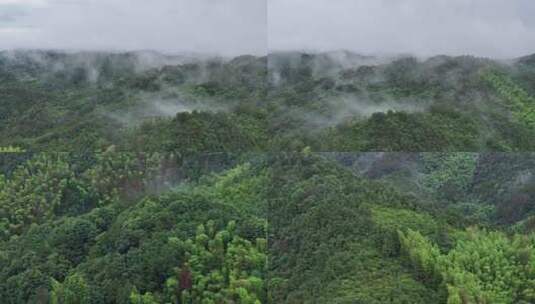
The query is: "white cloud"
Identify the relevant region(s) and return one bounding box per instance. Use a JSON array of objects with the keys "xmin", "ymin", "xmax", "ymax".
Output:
[
  {"xmin": 0, "ymin": 0, "xmax": 46, "ymax": 6},
  {"xmin": 268, "ymin": 0, "xmax": 535, "ymax": 58},
  {"xmin": 3, "ymin": 0, "xmax": 531, "ymax": 58},
  {"xmin": 0, "ymin": 0, "xmax": 267, "ymax": 55},
  {"xmin": 0, "ymin": 27, "xmax": 34, "ymax": 33}
]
